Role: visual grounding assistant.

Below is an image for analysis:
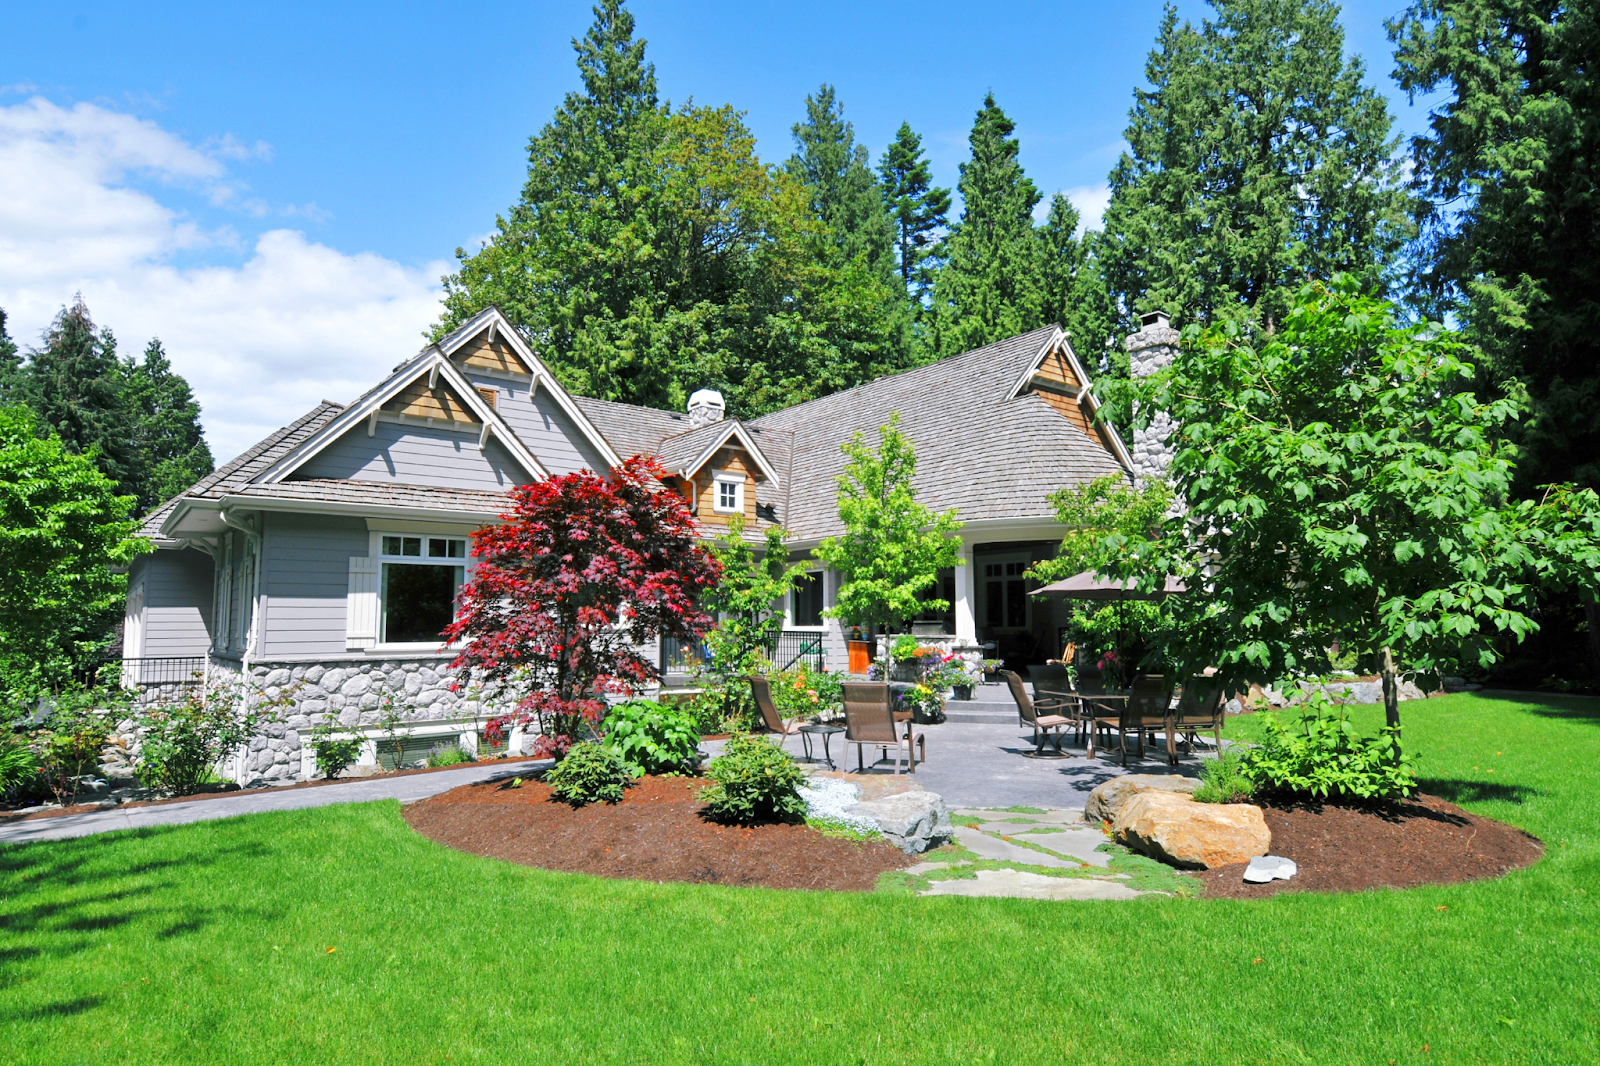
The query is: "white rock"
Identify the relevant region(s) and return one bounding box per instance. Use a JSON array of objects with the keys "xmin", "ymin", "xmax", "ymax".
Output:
[
  {"xmin": 1243, "ymin": 855, "xmax": 1298, "ymax": 883},
  {"xmin": 845, "ymin": 789, "xmax": 953, "ymax": 855}
]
